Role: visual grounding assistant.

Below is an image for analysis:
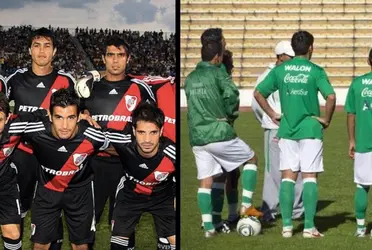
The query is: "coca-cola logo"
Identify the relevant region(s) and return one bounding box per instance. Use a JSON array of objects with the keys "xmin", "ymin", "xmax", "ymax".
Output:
[
  {"xmin": 361, "ymin": 87, "xmax": 372, "ymax": 97},
  {"xmin": 284, "ymin": 73, "xmax": 309, "ymax": 84}
]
